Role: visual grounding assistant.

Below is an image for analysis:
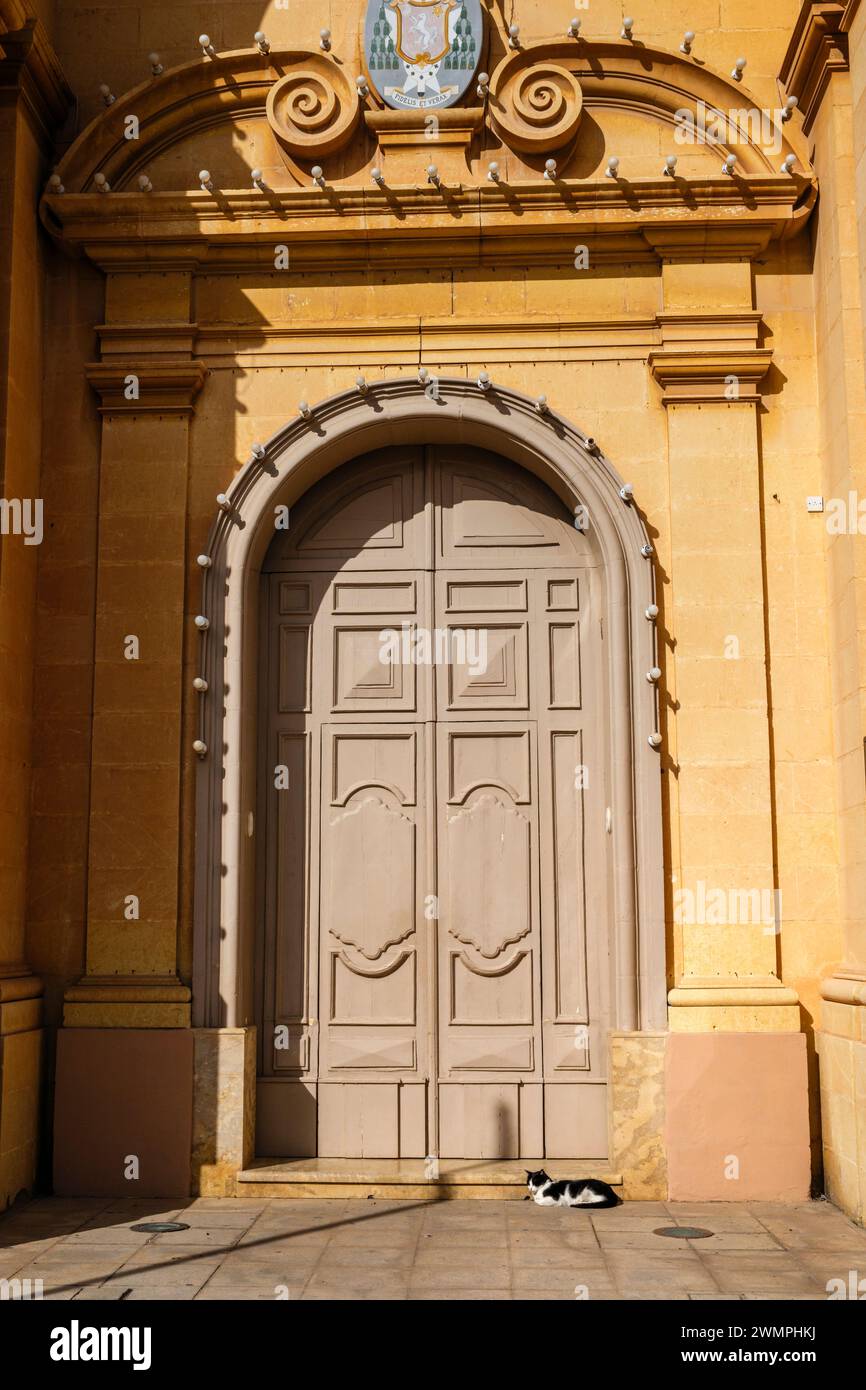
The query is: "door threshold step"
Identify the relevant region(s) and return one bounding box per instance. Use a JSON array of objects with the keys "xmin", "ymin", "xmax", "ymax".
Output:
[{"xmin": 236, "ymin": 1158, "xmax": 623, "ymax": 1200}]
